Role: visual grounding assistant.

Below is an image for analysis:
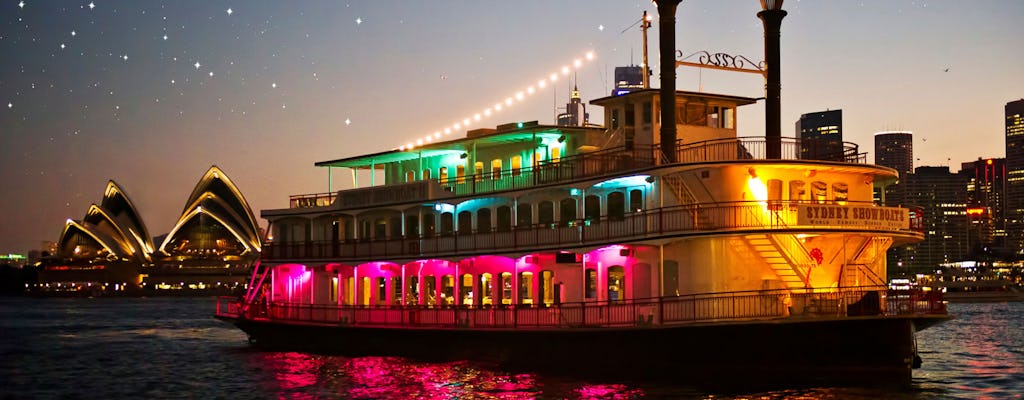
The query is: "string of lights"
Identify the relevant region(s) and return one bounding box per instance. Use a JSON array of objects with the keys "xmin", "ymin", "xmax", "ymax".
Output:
[{"xmin": 397, "ymin": 50, "xmax": 596, "ymax": 151}]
